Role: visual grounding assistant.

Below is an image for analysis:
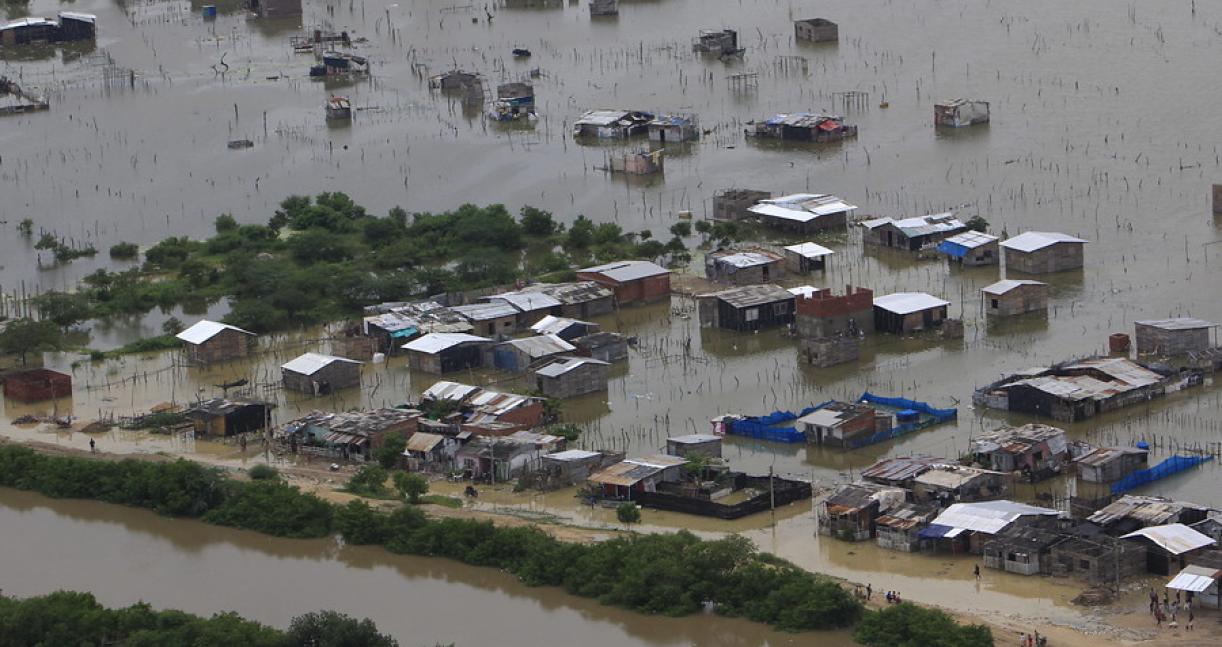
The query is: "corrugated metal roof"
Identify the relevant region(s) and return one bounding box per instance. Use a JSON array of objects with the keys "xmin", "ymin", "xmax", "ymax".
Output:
[
  {"xmin": 422, "ymin": 381, "xmax": 481, "ymax": 402},
  {"xmin": 1, "ymin": 17, "xmax": 54, "ymax": 31},
  {"xmin": 876, "ymin": 503, "xmax": 938, "ymax": 530},
  {"xmin": 545, "ymin": 449, "xmax": 601, "ymax": 462},
  {"xmin": 579, "ymin": 260, "xmax": 670, "ymax": 282},
  {"xmin": 788, "ymin": 285, "xmax": 823, "ymax": 298},
  {"xmin": 405, "ymin": 432, "xmax": 445, "ymax": 453},
  {"xmin": 402, "ymin": 332, "xmax": 492, "ymax": 353},
  {"xmin": 1074, "ymin": 446, "xmax": 1147, "ymax": 468},
  {"xmin": 1121, "ymin": 524, "xmax": 1216, "ymax": 555},
  {"xmin": 710, "ymin": 250, "xmax": 782, "ymax": 268},
  {"xmin": 914, "ymin": 466, "xmax": 995, "ymax": 490},
  {"xmin": 501, "ymin": 334, "xmax": 576, "ymax": 358},
  {"xmin": 575, "ymin": 109, "xmax": 632, "ymax": 126},
  {"xmin": 1166, "ymin": 565, "xmax": 1222, "ymax": 592},
  {"xmin": 535, "ymin": 356, "xmax": 609, "ymax": 377},
  {"xmin": 1135, "ymin": 318, "xmax": 1217, "ymax": 331},
  {"xmin": 861, "ymin": 455, "xmax": 939, "ymax": 483},
  {"xmin": 873, "ymin": 292, "xmax": 950, "ymax": 315},
  {"xmin": 982, "ymin": 279, "xmax": 1046, "ymax": 296},
  {"xmin": 667, "ymin": 434, "xmax": 721, "ymax": 444},
  {"xmin": 1000, "ymin": 231, "xmax": 1089, "ymax": 253},
  {"xmin": 1087, "ymin": 495, "xmax": 1208, "ymax": 526},
  {"xmin": 943, "ymin": 231, "xmax": 999, "ymax": 249},
  {"xmin": 281, "ymin": 352, "xmax": 361, "ymax": 375},
  {"xmin": 489, "ymin": 291, "xmax": 562, "ymax": 313},
  {"xmin": 928, "ymin": 500, "xmax": 1061, "ymax": 535},
  {"xmin": 58, "ymin": 11, "xmax": 97, "ymax": 23},
  {"xmin": 626, "ymin": 454, "xmax": 688, "ymax": 469},
  {"xmin": 176, "ymin": 320, "xmax": 254, "ymax": 344},
  {"xmin": 450, "ymin": 302, "xmax": 519, "ymax": 321},
  {"xmin": 783, "ymin": 242, "xmax": 835, "ymax": 258},
  {"xmin": 531, "ymin": 315, "xmax": 594, "ymax": 336},
  {"xmin": 700, "ymin": 284, "xmax": 793, "ymax": 308}
]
